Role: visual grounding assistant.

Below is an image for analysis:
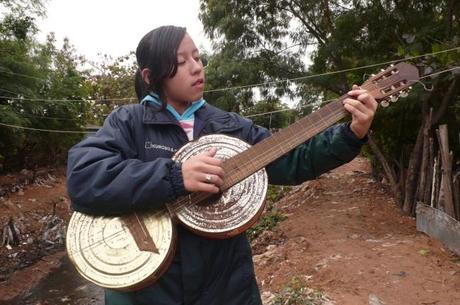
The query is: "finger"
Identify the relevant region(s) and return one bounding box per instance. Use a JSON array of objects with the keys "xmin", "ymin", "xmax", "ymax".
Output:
[
  {"xmin": 196, "ymin": 182, "xmax": 220, "ymax": 194},
  {"xmin": 203, "ymin": 173, "xmax": 224, "ymax": 187},
  {"xmin": 356, "ymin": 93, "xmax": 378, "ymax": 111},
  {"xmin": 347, "ymin": 89, "xmax": 368, "ymax": 97},
  {"xmin": 344, "ymin": 97, "xmax": 375, "ymax": 116},
  {"xmin": 343, "ymin": 100, "xmax": 369, "ymax": 118},
  {"xmin": 344, "ymin": 104, "xmax": 369, "ymax": 123},
  {"xmin": 200, "ymin": 164, "xmax": 225, "ymax": 178},
  {"xmin": 343, "ymin": 98, "xmax": 366, "ymax": 112},
  {"xmin": 343, "ymin": 102, "xmax": 373, "ymax": 124},
  {"xmin": 205, "ymin": 147, "xmax": 217, "ymax": 157},
  {"xmin": 200, "ymin": 155, "xmax": 223, "ymax": 167}
]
